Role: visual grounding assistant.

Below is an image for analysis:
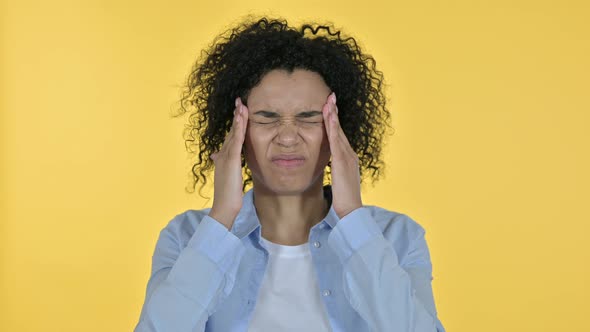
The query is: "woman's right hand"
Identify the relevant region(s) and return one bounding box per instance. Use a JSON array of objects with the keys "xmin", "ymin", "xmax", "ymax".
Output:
[{"xmin": 208, "ymin": 97, "xmax": 249, "ymax": 230}]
